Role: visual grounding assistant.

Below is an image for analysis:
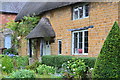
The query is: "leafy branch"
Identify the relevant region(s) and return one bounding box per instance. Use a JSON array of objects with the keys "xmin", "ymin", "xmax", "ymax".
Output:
[{"xmin": 6, "ymin": 16, "xmax": 40, "ymax": 48}]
